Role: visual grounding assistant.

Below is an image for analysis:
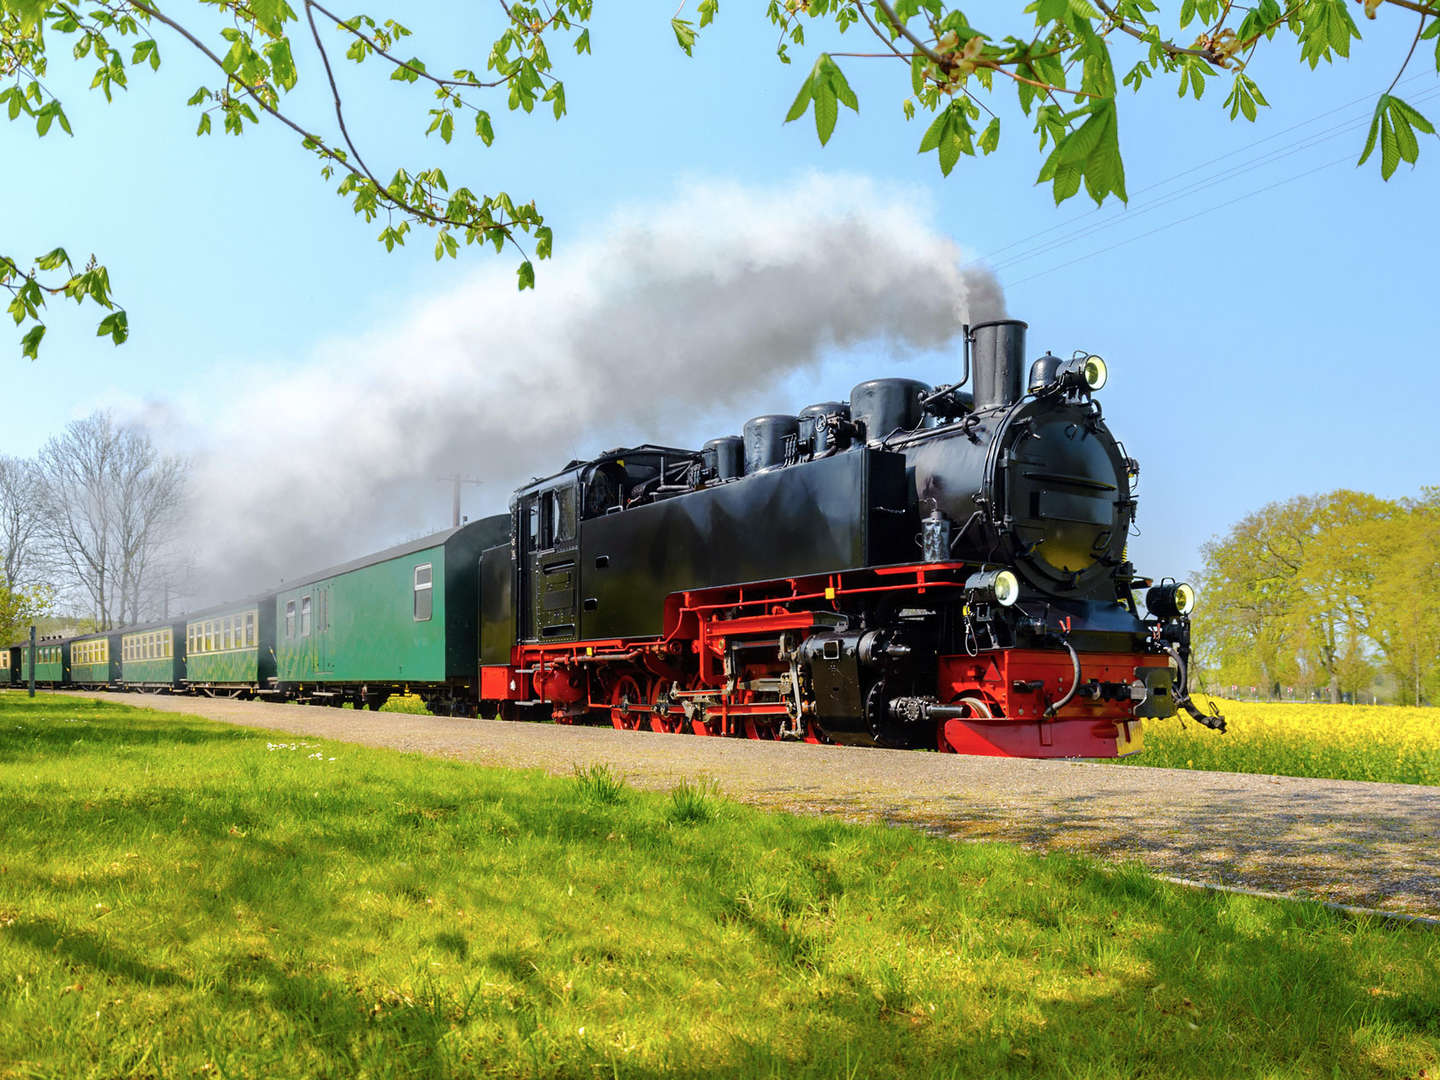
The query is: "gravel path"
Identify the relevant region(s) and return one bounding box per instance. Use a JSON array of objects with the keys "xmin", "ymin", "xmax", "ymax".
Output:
[{"xmin": 45, "ymin": 690, "xmax": 1440, "ymax": 917}]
